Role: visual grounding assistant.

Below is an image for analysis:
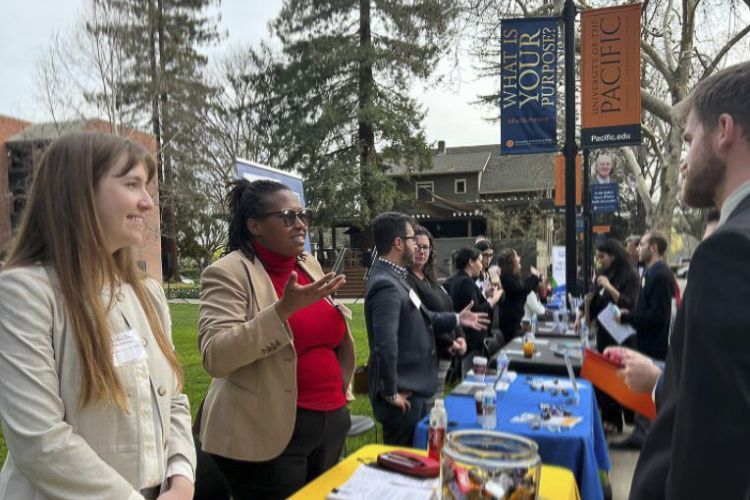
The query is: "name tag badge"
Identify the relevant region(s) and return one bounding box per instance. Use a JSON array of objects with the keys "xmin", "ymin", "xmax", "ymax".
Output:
[
  {"xmin": 112, "ymin": 329, "xmax": 147, "ymax": 366},
  {"xmin": 408, "ymin": 288, "xmax": 422, "ymax": 310}
]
